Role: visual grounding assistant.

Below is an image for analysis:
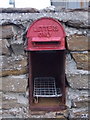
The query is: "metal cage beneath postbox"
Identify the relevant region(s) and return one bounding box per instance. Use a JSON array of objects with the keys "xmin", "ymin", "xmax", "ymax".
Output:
[{"xmin": 26, "ymin": 17, "xmax": 66, "ymax": 111}]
